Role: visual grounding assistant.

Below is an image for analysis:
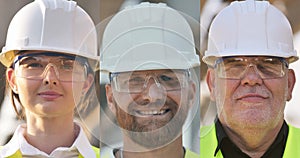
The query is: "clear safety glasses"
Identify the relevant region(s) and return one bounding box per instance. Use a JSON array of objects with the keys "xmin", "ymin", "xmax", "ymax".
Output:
[
  {"xmin": 13, "ymin": 52, "xmax": 89, "ymax": 82},
  {"xmin": 110, "ymin": 69, "xmax": 190, "ymax": 93},
  {"xmin": 214, "ymin": 56, "xmax": 289, "ymax": 79}
]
